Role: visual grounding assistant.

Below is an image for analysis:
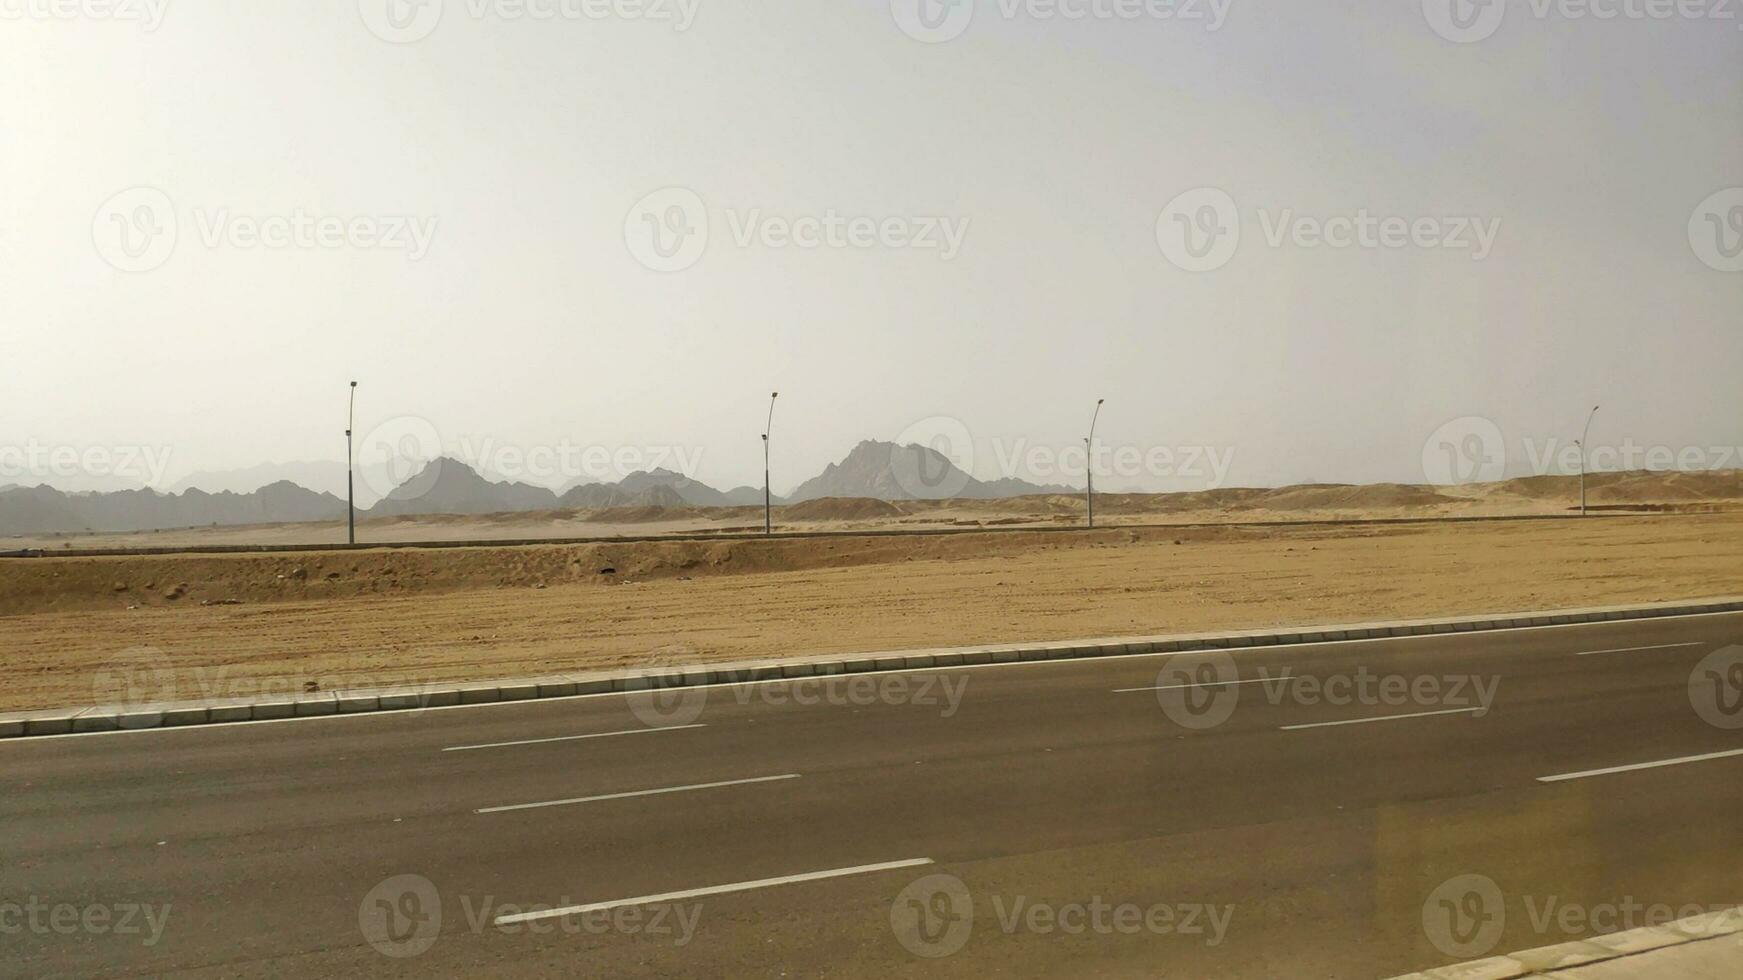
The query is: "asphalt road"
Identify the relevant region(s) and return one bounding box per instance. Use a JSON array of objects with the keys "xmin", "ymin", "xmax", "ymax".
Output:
[{"xmin": 5, "ymin": 613, "xmax": 1743, "ymax": 978}]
